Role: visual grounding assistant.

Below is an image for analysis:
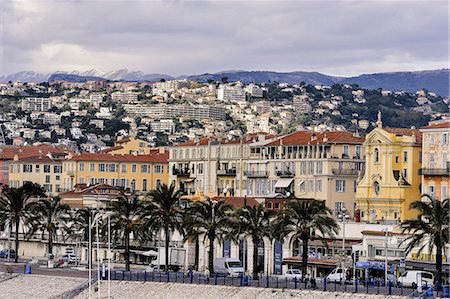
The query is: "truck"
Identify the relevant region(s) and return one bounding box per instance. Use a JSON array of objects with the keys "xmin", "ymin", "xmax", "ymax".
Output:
[
  {"xmin": 213, "ymin": 258, "xmax": 245, "ymax": 277},
  {"xmin": 150, "ymin": 247, "xmax": 186, "ymax": 271}
]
